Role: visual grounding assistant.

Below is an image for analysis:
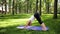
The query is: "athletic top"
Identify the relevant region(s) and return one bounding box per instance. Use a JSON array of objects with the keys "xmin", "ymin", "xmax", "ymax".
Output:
[{"xmin": 29, "ymin": 15, "xmax": 35, "ymax": 22}]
